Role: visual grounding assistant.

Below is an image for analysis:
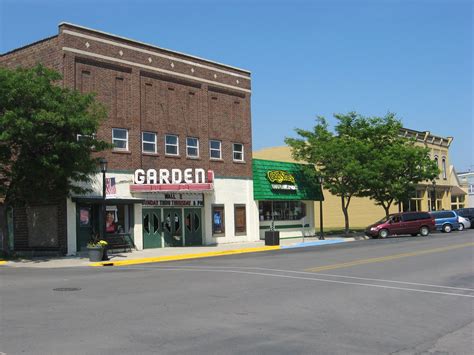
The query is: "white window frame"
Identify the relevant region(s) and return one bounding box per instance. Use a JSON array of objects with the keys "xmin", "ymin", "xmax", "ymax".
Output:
[
  {"xmin": 209, "ymin": 140, "xmax": 222, "ymax": 160},
  {"xmin": 142, "ymin": 131, "xmax": 157, "ymax": 154},
  {"xmin": 233, "ymin": 143, "xmax": 244, "ymax": 162},
  {"xmin": 112, "ymin": 128, "xmax": 128, "ymax": 151},
  {"xmin": 441, "ymin": 157, "xmax": 447, "ymax": 179},
  {"xmin": 165, "ymin": 134, "xmax": 179, "ymax": 156},
  {"xmin": 186, "ymin": 137, "xmax": 200, "ymax": 158}
]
